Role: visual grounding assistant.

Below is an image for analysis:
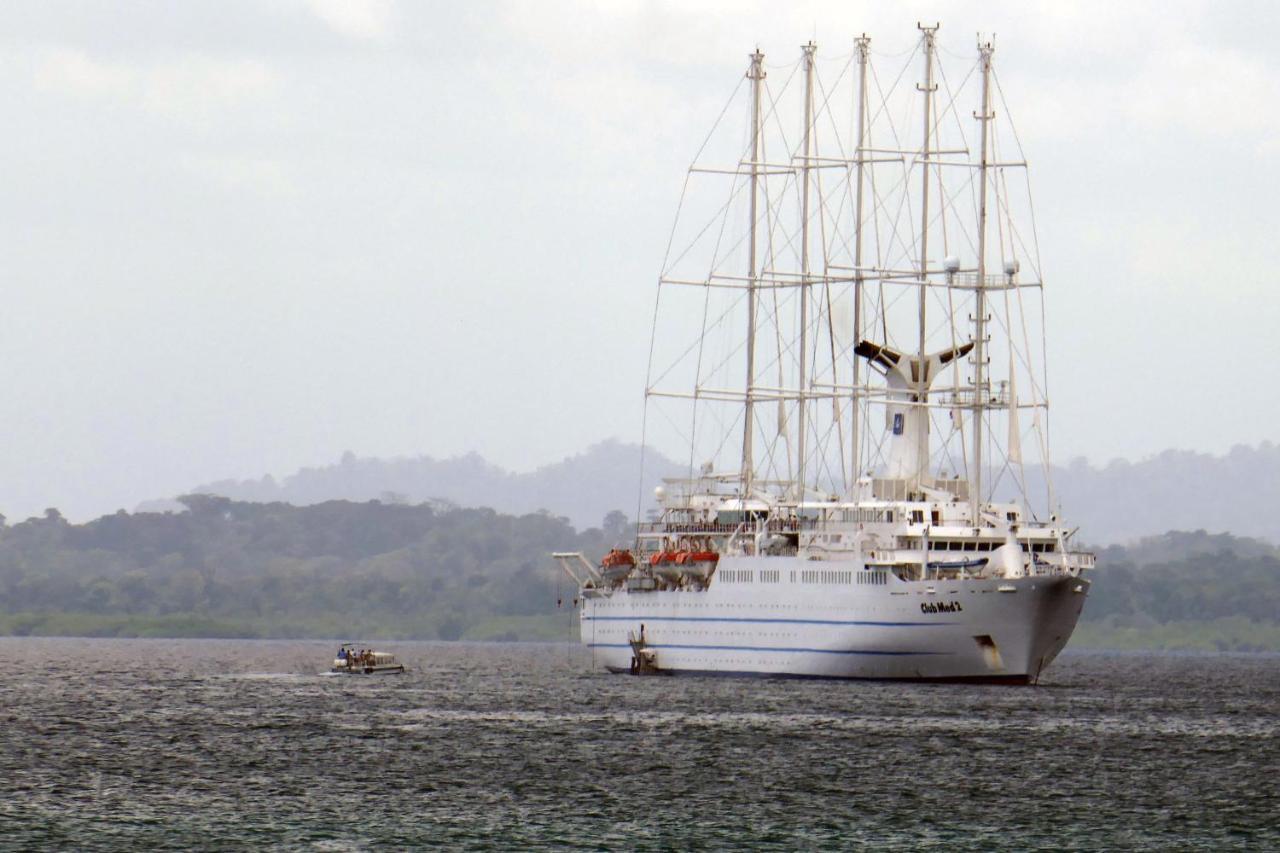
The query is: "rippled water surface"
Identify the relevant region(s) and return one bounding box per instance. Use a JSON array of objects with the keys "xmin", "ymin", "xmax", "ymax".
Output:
[{"xmin": 2, "ymin": 638, "xmax": 1276, "ymax": 850}]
